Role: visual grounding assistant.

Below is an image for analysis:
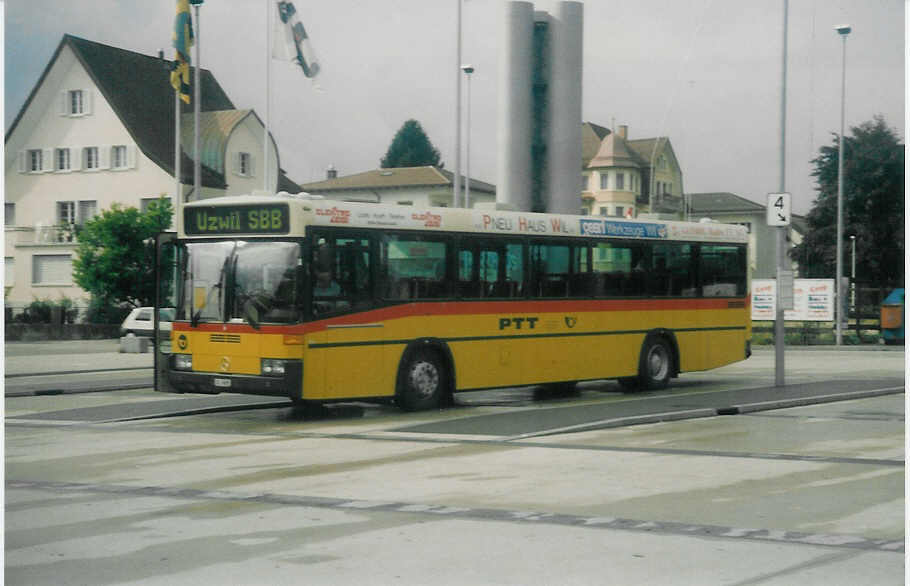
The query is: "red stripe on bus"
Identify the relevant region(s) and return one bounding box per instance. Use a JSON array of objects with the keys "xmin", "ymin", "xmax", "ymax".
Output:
[{"xmin": 171, "ymin": 296, "xmax": 750, "ymax": 336}]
